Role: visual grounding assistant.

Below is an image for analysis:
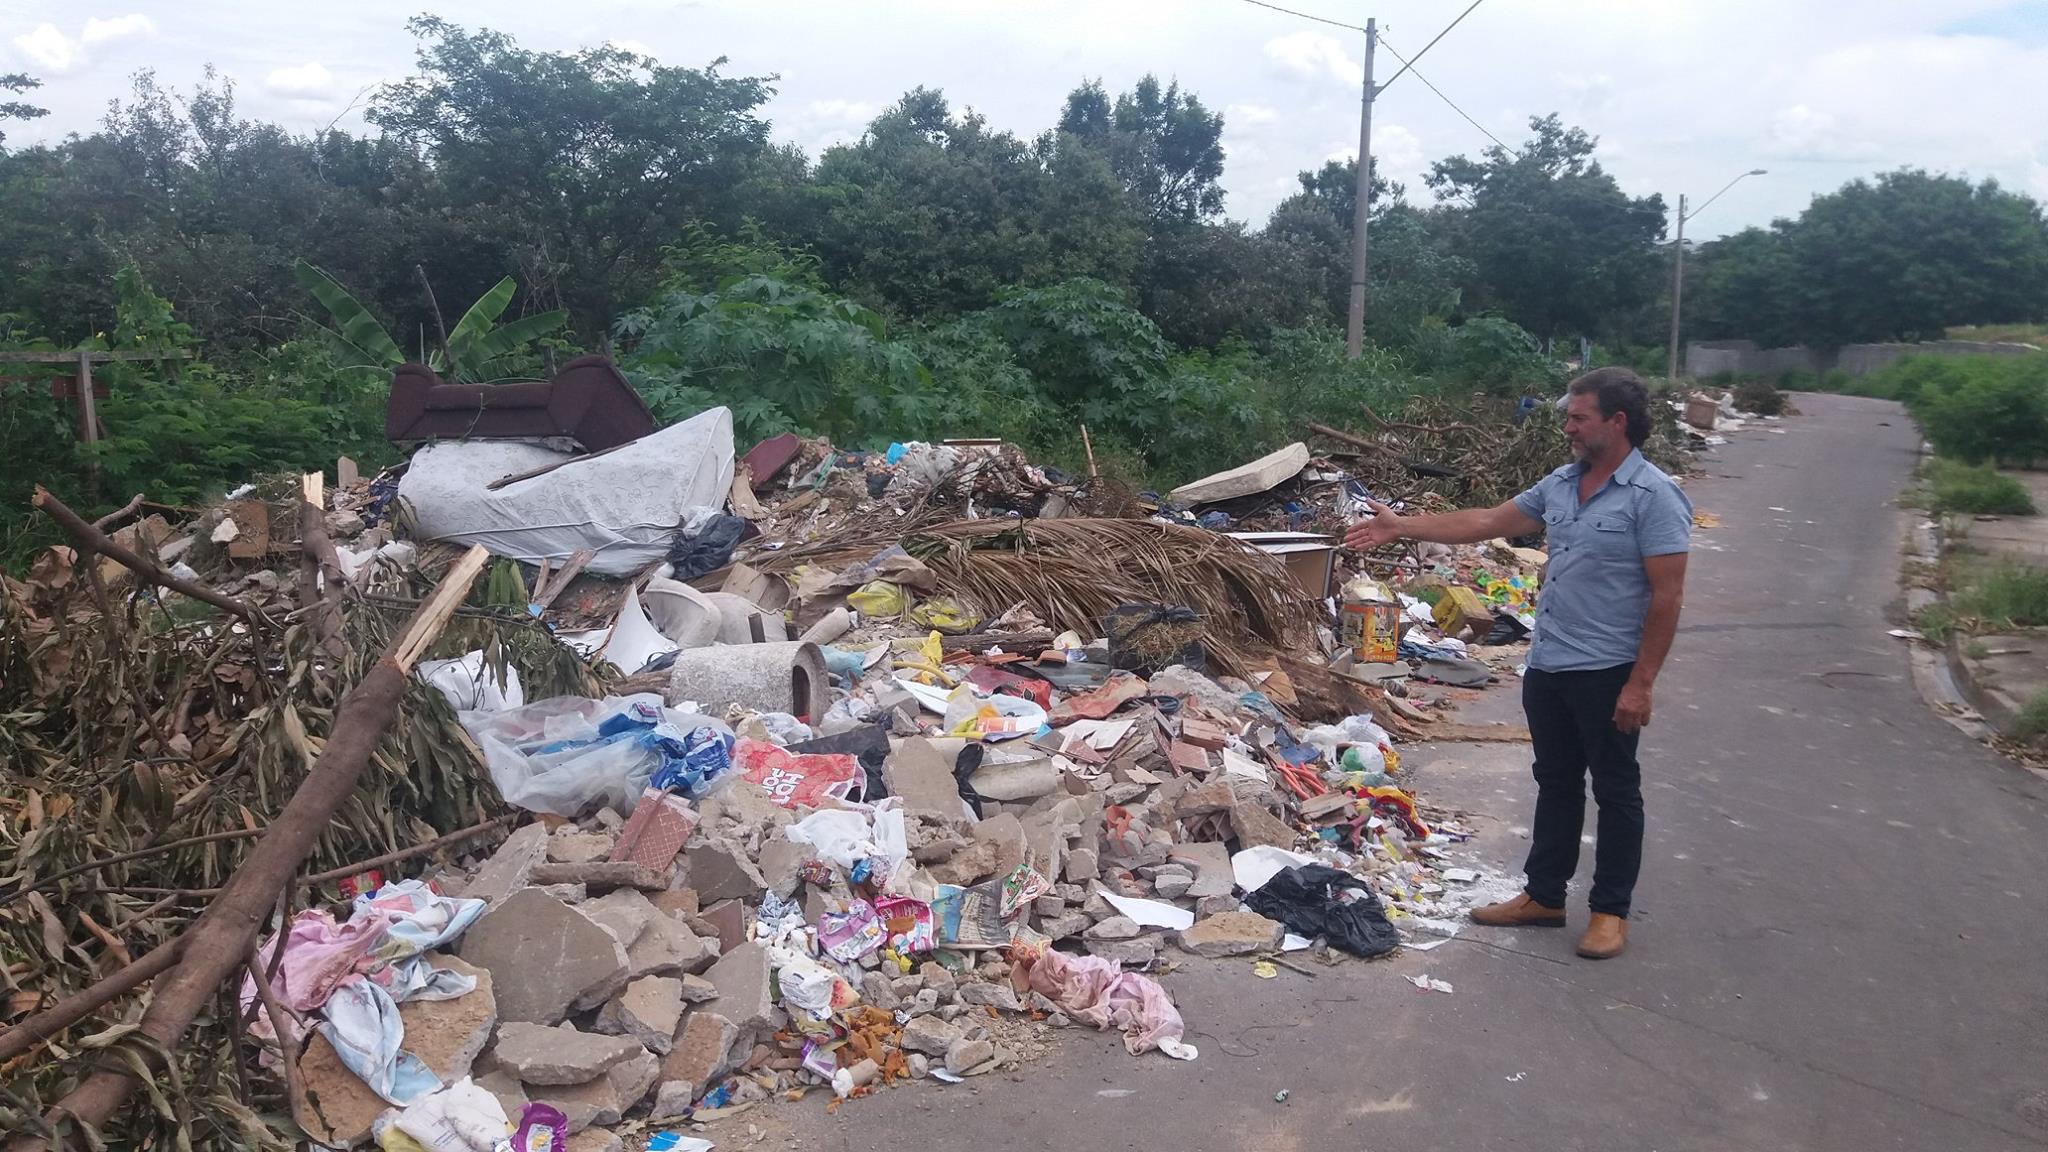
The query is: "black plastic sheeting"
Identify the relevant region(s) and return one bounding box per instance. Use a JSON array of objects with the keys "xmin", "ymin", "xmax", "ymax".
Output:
[
  {"xmin": 667, "ymin": 513, "xmax": 747, "ymax": 580},
  {"xmin": 1243, "ymin": 863, "xmax": 1402, "ymax": 958}
]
